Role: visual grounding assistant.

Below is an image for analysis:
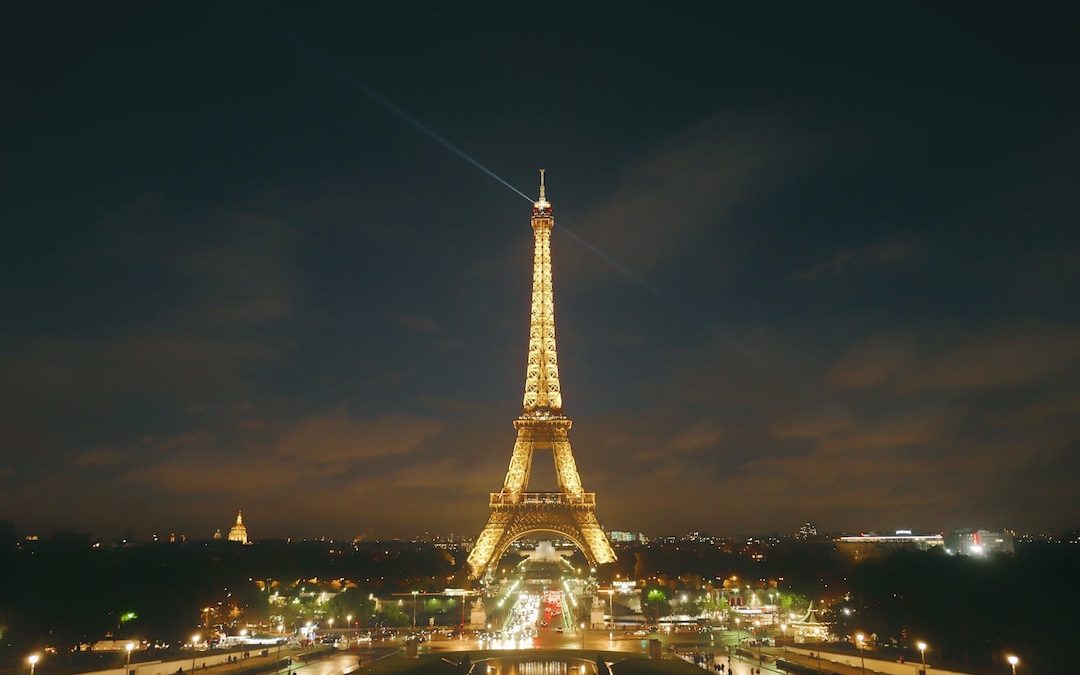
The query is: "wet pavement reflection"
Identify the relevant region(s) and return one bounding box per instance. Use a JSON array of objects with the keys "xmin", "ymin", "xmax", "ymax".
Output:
[{"xmin": 473, "ymin": 657, "xmax": 597, "ymax": 675}]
